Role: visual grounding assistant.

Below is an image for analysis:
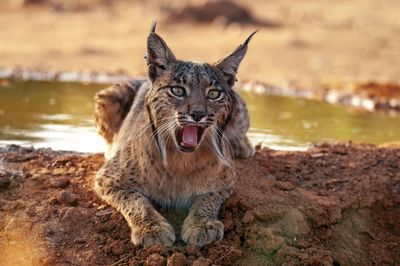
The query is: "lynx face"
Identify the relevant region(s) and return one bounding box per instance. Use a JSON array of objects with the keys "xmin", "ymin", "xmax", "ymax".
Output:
[
  {"xmin": 145, "ymin": 62, "xmax": 236, "ymax": 153},
  {"xmin": 144, "ymin": 24, "xmax": 256, "ymax": 158}
]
